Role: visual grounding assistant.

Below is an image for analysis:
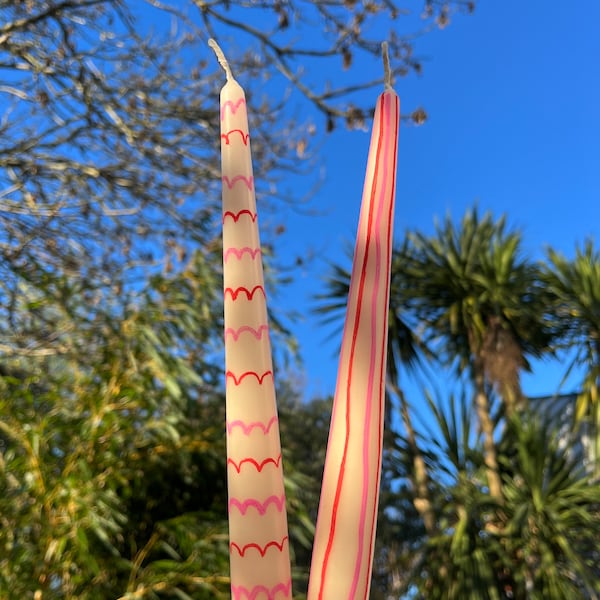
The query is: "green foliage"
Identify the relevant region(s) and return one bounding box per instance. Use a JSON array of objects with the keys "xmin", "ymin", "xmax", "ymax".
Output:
[
  {"xmin": 499, "ymin": 413, "xmax": 600, "ymax": 599},
  {"xmin": 0, "ymin": 259, "xmax": 323, "ymax": 596},
  {"xmin": 406, "ymin": 208, "xmax": 552, "ymax": 379},
  {"xmin": 410, "ymin": 392, "xmax": 504, "ymax": 600},
  {"xmin": 399, "ymin": 397, "xmax": 600, "ymax": 600},
  {"xmin": 277, "ymin": 392, "xmax": 330, "ymax": 596},
  {"xmin": 543, "ymin": 240, "xmax": 600, "ymax": 467},
  {"xmin": 0, "ymin": 261, "xmax": 230, "ymax": 598}
]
